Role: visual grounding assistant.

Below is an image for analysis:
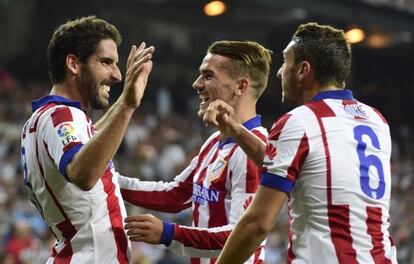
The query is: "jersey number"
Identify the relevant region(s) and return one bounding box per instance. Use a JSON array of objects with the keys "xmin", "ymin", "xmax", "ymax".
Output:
[{"xmin": 353, "ymin": 125, "xmax": 385, "ymax": 200}]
